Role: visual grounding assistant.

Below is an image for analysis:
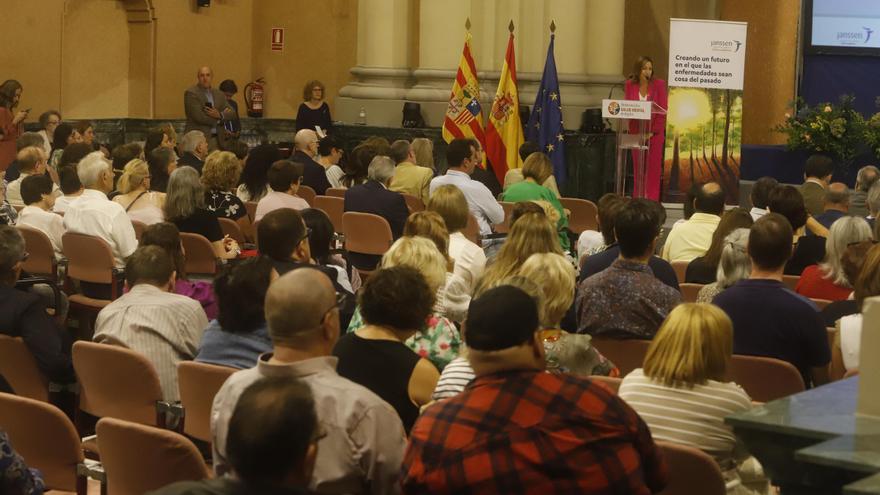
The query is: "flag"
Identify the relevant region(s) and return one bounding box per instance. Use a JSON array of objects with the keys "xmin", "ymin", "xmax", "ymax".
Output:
[
  {"xmin": 526, "ymin": 31, "xmax": 567, "ymax": 186},
  {"xmin": 442, "ymin": 30, "xmax": 487, "ymax": 162},
  {"xmin": 485, "ymin": 27, "xmax": 524, "ymax": 184}
]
